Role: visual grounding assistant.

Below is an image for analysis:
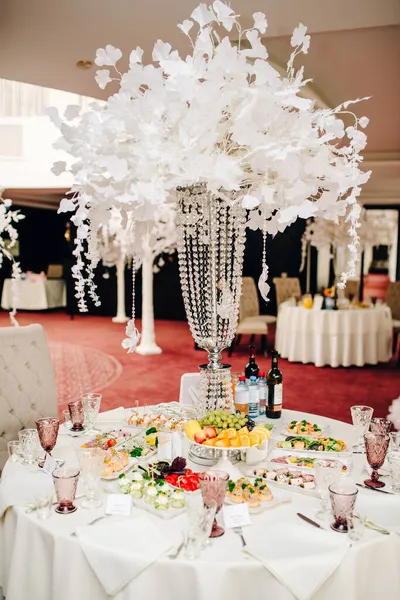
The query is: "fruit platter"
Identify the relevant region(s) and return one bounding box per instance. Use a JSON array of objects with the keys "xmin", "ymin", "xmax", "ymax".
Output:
[
  {"xmin": 81, "ymin": 429, "xmax": 134, "ymax": 450},
  {"xmin": 276, "ymin": 435, "xmax": 346, "ymax": 453},
  {"xmin": 245, "ymin": 465, "xmax": 319, "ymax": 497}
]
